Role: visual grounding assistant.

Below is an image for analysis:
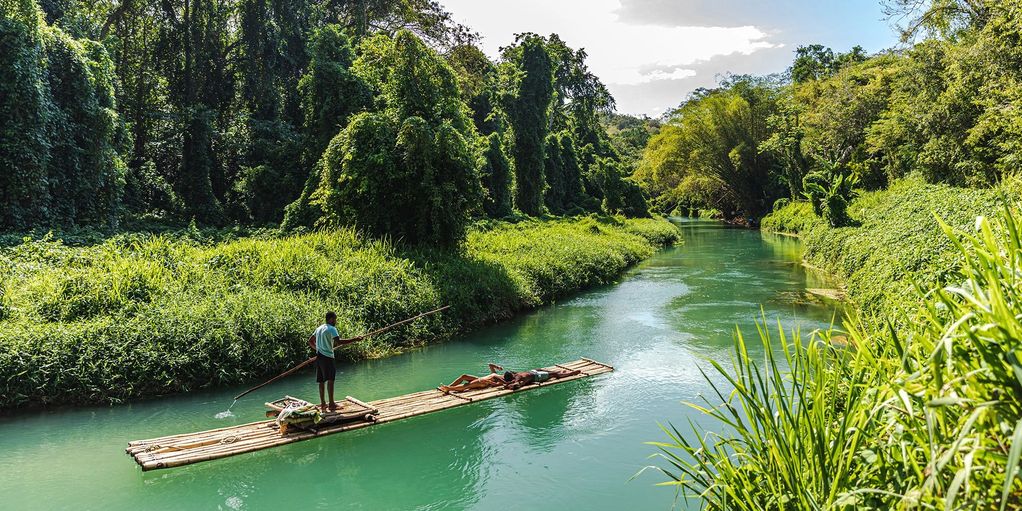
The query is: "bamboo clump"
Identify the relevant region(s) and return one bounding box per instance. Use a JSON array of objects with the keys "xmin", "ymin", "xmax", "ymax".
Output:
[{"xmin": 126, "ymin": 358, "xmax": 612, "ymax": 471}]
